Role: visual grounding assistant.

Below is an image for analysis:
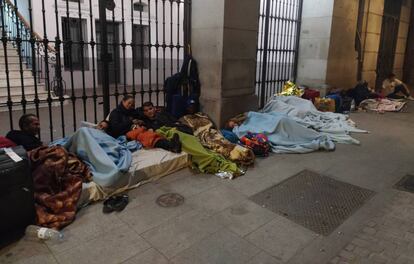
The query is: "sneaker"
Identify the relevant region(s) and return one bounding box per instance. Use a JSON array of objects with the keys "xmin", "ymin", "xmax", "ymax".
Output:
[
  {"xmin": 171, "ymin": 133, "xmax": 182, "ymax": 153},
  {"xmin": 407, "ymin": 96, "xmax": 414, "ymax": 101}
]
